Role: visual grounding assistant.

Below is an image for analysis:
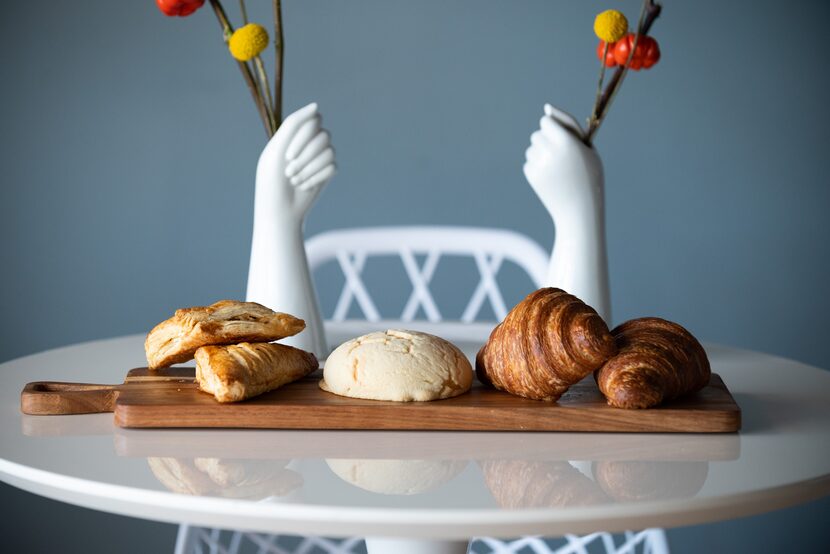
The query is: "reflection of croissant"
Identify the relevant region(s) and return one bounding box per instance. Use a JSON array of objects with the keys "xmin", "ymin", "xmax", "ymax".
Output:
[
  {"xmin": 595, "ymin": 317, "xmax": 711, "ymax": 409},
  {"xmin": 476, "ymin": 288, "xmax": 617, "ymax": 401},
  {"xmin": 593, "ymin": 460, "xmax": 709, "ymax": 502},
  {"xmin": 148, "ymin": 458, "xmax": 302, "ymax": 500},
  {"xmin": 481, "ymin": 460, "xmax": 608, "ymax": 508}
]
